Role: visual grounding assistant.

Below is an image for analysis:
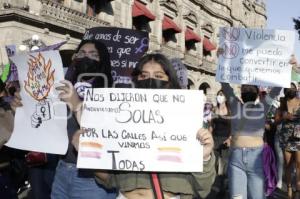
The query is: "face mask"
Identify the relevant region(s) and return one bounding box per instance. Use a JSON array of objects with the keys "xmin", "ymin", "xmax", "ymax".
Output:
[
  {"xmin": 74, "ymin": 81, "xmax": 92, "ymax": 99},
  {"xmin": 285, "ymin": 89, "xmax": 297, "ymax": 99},
  {"xmin": 241, "ymin": 92, "xmax": 258, "ymax": 103},
  {"xmin": 73, "ymin": 57, "xmax": 100, "ymax": 81},
  {"xmin": 216, "ymin": 95, "xmax": 225, "ymax": 104},
  {"xmin": 135, "ymin": 78, "xmax": 169, "ymax": 89}
]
